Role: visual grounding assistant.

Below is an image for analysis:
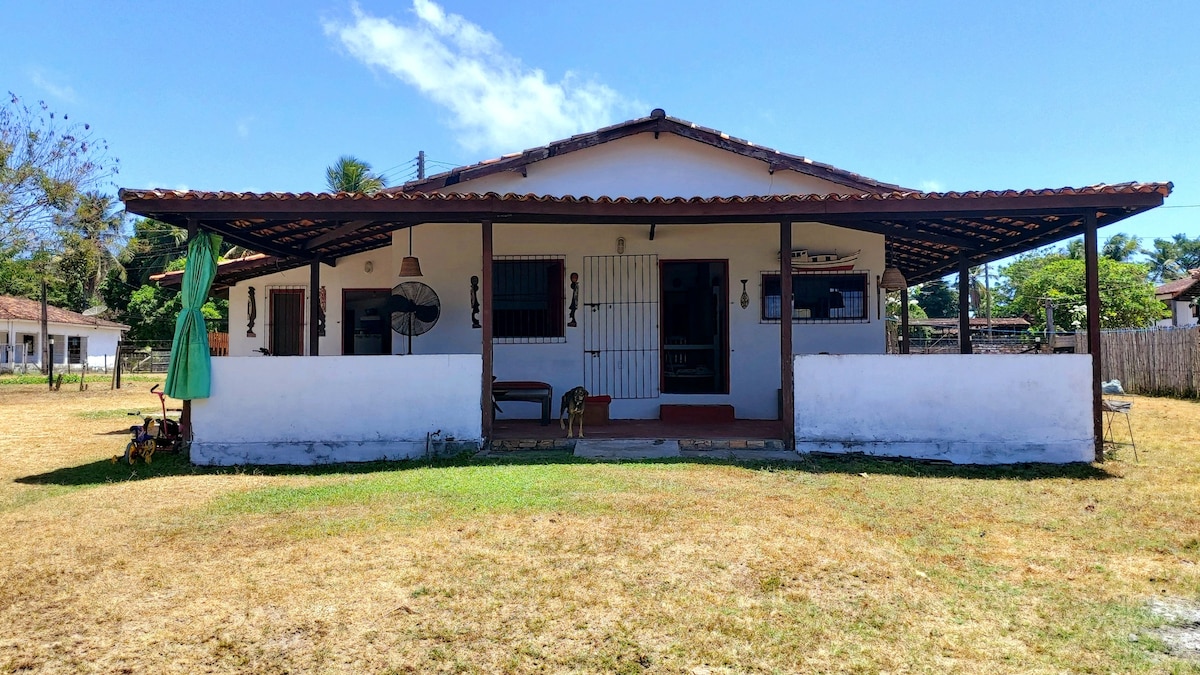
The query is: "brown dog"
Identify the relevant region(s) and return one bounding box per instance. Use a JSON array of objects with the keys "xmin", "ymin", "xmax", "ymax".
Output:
[{"xmin": 559, "ymin": 386, "xmax": 588, "ymax": 438}]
